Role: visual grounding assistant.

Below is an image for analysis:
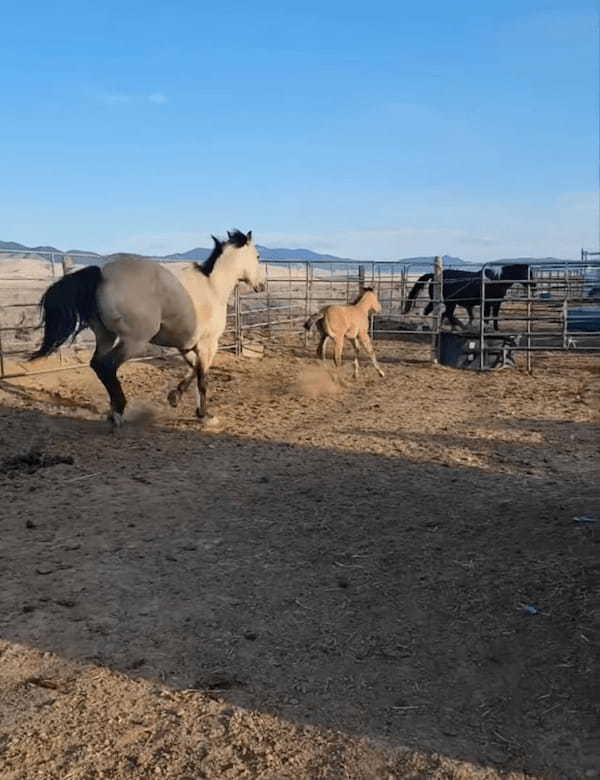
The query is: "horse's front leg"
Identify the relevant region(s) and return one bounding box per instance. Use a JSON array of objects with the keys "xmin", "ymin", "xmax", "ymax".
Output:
[
  {"xmin": 358, "ymin": 332, "xmax": 385, "ymax": 378},
  {"xmin": 492, "ymin": 302, "xmax": 501, "ymax": 331},
  {"xmin": 167, "ymin": 350, "xmax": 197, "ymax": 408}
]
